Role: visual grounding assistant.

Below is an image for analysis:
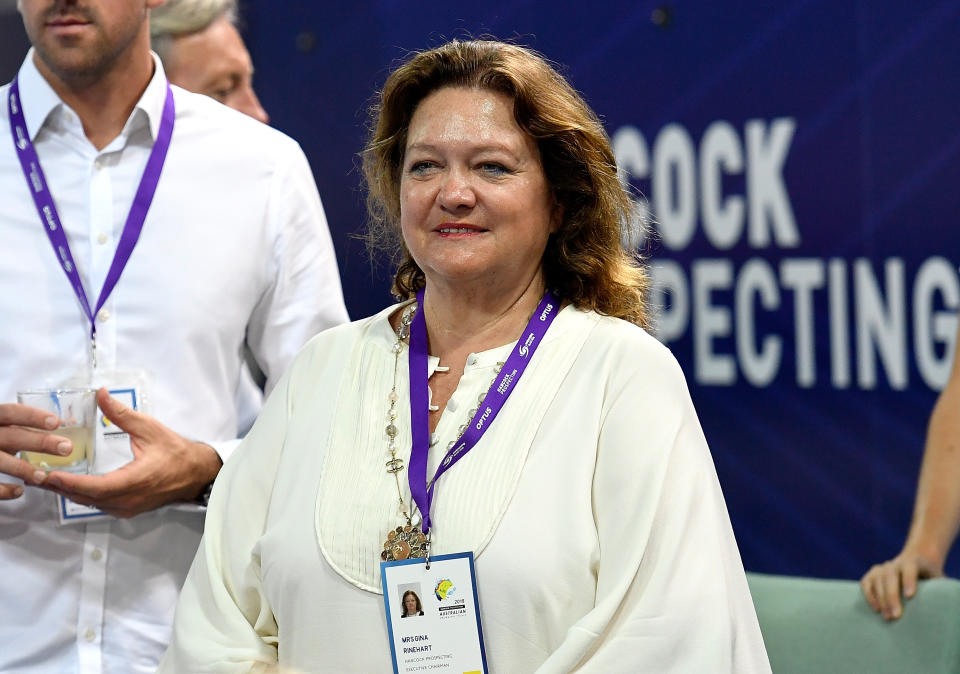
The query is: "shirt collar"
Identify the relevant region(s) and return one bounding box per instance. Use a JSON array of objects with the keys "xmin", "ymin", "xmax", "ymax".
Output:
[{"xmin": 16, "ymin": 48, "xmax": 170, "ymax": 143}]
